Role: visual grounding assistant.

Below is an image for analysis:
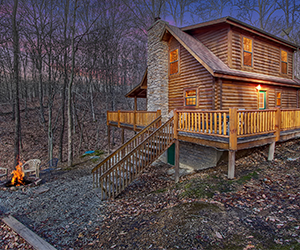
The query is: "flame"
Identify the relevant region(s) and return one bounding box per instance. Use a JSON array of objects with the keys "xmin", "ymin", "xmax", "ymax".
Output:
[{"xmin": 11, "ymin": 162, "xmax": 25, "ymax": 186}]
